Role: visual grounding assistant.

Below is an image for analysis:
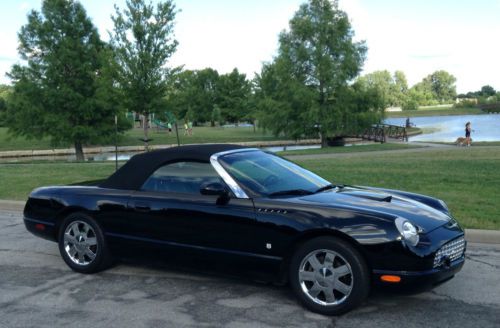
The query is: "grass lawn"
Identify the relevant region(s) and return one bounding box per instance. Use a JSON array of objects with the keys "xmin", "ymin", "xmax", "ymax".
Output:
[
  {"xmin": 278, "ymin": 143, "xmax": 423, "ymax": 156},
  {"xmin": 1, "ymin": 147, "xmax": 498, "ymax": 230},
  {"xmin": 0, "ymin": 126, "xmax": 284, "ymax": 151},
  {"xmin": 0, "ymin": 162, "xmax": 116, "ymax": 201},
  {"xmin": 386, "ymin": 107, "xmax": 483, "ymax": 118}
]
